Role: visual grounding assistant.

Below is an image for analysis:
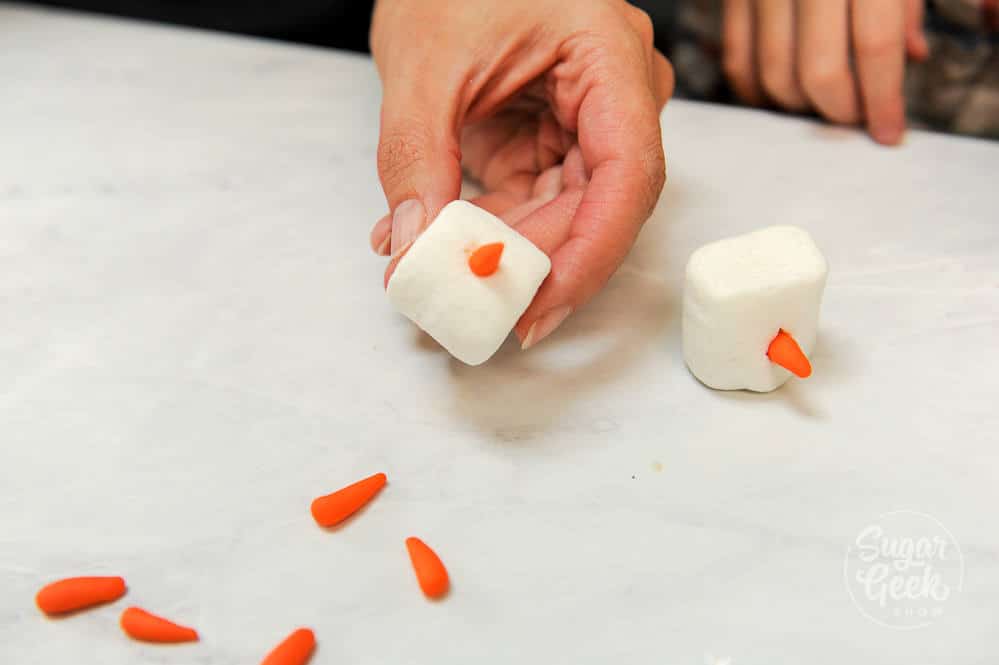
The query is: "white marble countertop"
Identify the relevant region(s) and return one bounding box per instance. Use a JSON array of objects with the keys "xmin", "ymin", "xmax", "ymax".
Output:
[{"xmin": 2, "ymin": 4, "xmax": 998, "ymax": 664}]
